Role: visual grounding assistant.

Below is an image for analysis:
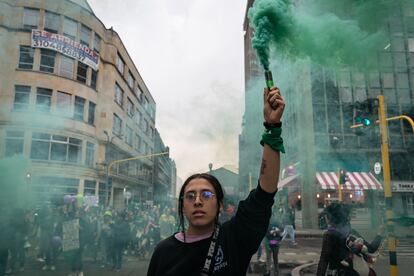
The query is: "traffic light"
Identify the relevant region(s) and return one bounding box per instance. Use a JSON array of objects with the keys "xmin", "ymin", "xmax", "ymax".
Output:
[{"xmin": 353, "ymin": 99, "xmax": 379, "ymax": 134}]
